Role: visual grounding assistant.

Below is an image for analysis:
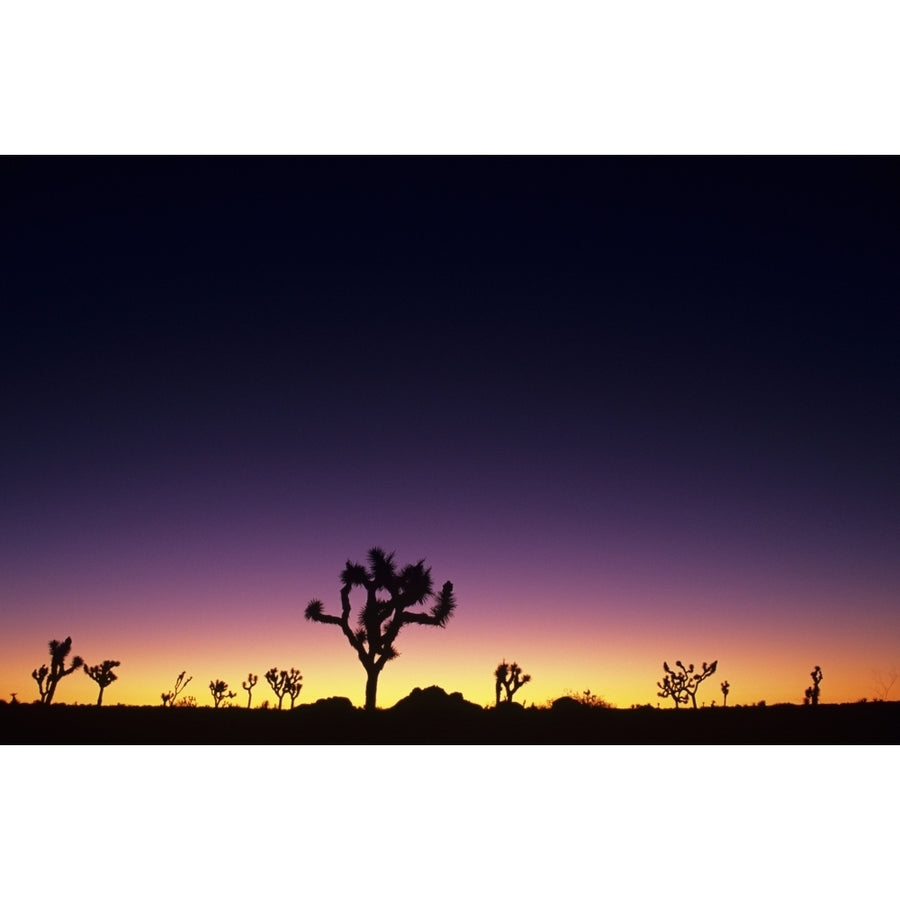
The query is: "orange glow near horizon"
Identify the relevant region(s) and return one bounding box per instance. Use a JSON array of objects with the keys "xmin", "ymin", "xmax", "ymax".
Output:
[{"xmin": 4, "ymin": 571, "xmax": 897, "ymax": 711}]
